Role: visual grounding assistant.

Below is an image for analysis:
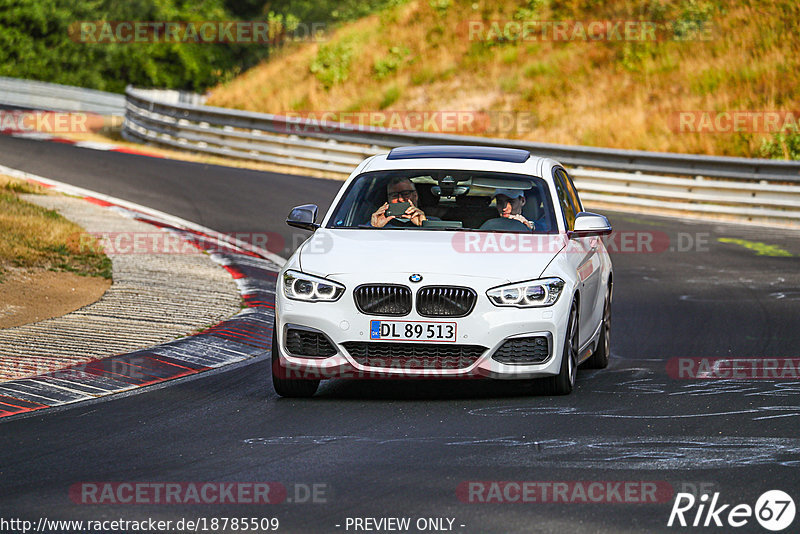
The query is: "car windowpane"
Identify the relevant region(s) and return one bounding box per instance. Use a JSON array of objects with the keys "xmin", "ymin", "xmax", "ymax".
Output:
[
  {"xmin": 552, "ymin": 169, "xmax": 576, "ymax": 230},
  {"xmin": 326, "ymin": 170, "xmax": 558, "ymax": 233},
  {"xmin": 559, "ymin": 168, "xmax": 583, "ymax": 213}
]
